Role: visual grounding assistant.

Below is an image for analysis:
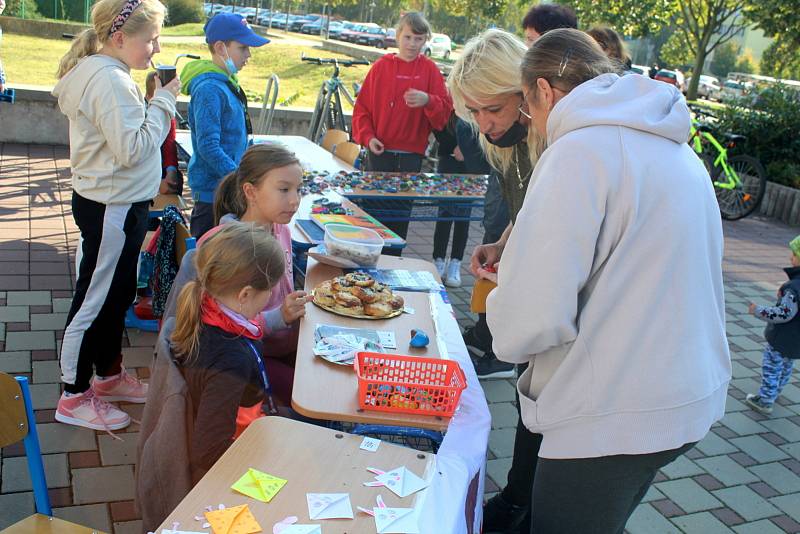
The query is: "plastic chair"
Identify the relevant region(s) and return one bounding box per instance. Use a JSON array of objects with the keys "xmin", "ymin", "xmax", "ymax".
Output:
[
  {"xmin": 320, "ymin": 129, "xmax": 349, "ymax": 153},
  {"xmin": 333, "ymin": 141, "xmax": 362, "ymax": 167}
]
